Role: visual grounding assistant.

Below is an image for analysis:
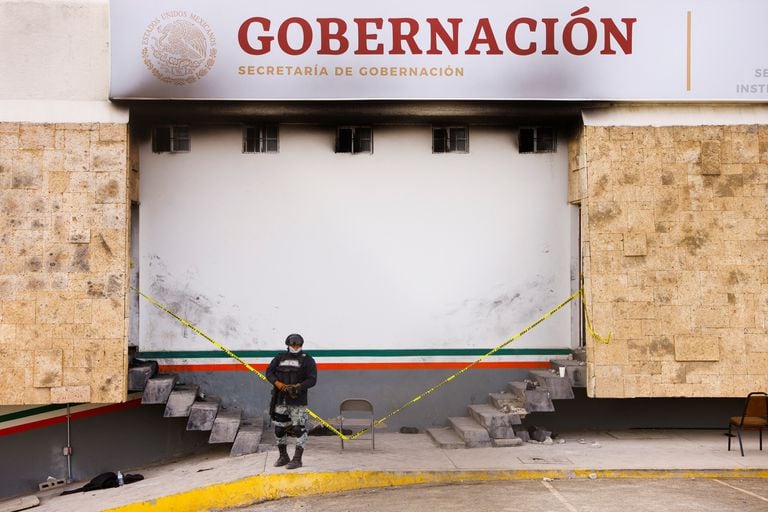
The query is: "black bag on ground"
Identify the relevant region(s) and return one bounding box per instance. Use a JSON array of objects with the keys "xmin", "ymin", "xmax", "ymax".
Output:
[{"xmin": 60, "ymin": 472, "xmax": 144, "ymax": 495}]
